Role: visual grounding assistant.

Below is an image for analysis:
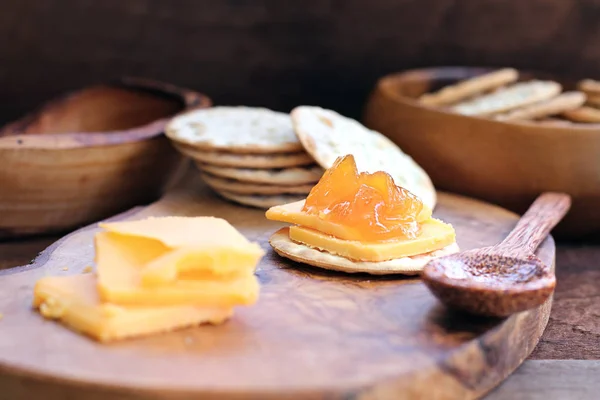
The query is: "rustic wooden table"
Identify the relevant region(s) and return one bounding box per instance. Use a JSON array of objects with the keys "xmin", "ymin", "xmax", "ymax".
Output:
[{"xmin": 1, "ymin": 235, "xmax": 598, "ymax": 399}]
